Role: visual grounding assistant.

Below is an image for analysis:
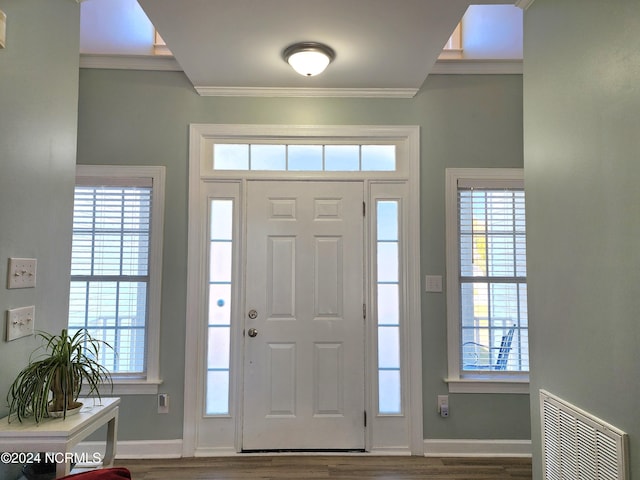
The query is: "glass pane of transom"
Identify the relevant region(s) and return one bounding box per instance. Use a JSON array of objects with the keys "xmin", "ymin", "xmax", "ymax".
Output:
[
  {"xmin": 288, "ymin": 145, "xmax": 323, "ymax": 171},
  {"xmin": 214, "ymin": 144, "xmax": 249, "ymax": 170},
  {"xmin": 325, "ymin": 145, "xmax": 359, "ymax": 171},
  {"xmin": 361, "ymin": 145, "xmax": 396, "ymax": 171},
  {"xmin": 250, "ymin": 144, "xmax": 286, "ymax": 170}
]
